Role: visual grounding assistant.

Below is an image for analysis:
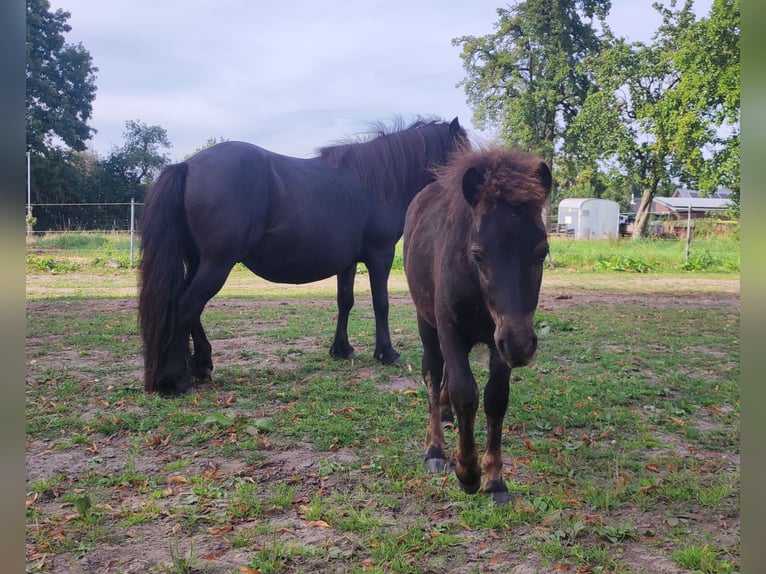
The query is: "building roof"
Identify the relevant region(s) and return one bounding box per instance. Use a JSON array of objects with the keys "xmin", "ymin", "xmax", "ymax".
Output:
[
  {"xmin": 672, "ymin": 188, "xmax": 733, "ymax": 199},
  {"xmin": 653, "ymin": 197, "xmax": 733, "ymax": 212}
]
